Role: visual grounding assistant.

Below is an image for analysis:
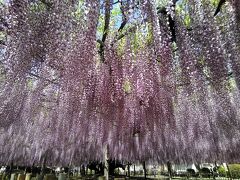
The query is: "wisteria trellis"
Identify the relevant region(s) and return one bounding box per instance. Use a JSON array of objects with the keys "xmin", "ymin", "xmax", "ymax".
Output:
[{"xmin": 0, "ymin": 0, "xmax": 240, "ymax": 166}]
